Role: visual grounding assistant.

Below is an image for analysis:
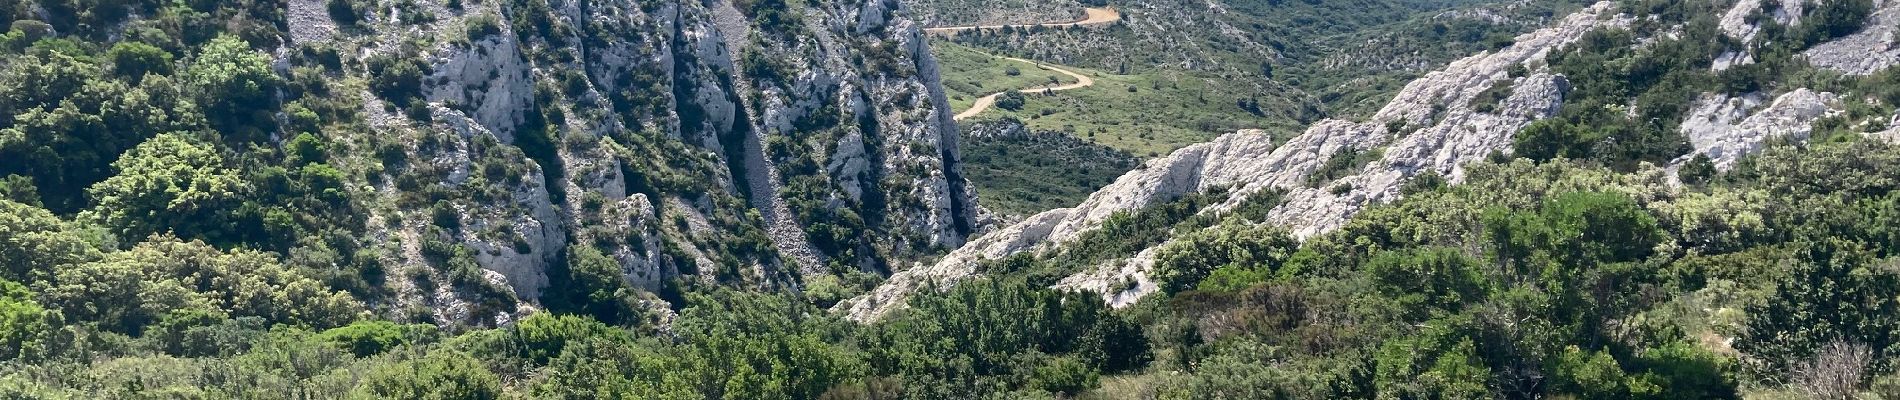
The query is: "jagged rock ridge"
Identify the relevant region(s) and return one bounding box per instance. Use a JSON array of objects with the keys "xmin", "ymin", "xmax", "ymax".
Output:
[{"xmin": 838, "ymin": 1, "xmax": 1631, "ymax": 321}]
